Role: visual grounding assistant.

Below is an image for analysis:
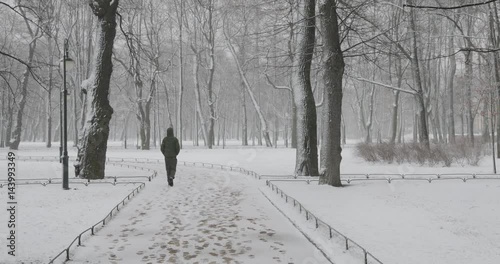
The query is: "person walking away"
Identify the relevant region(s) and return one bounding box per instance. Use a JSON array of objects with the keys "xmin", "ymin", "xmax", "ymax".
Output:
[{"xmin": 161, "ymin": 127, "xmax": 180, "ymax": 186}]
